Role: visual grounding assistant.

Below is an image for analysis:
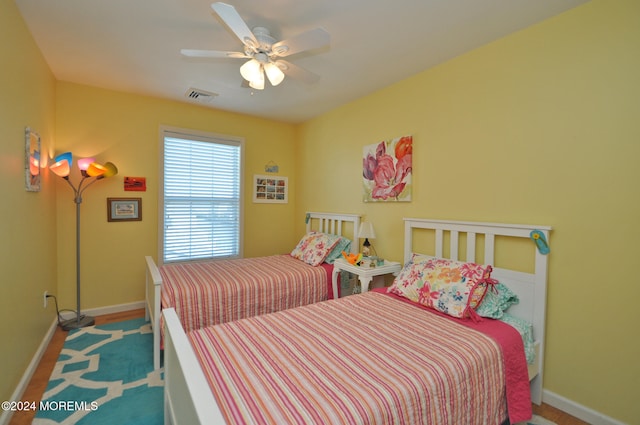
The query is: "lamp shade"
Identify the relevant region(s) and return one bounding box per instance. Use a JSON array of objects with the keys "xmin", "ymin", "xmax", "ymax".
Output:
[
  {"xmin": 358, "ymin": 222, "xmax": 376, "ymax": 239},
  {"xmin": 77, "ymin": 157, "xmax": 95, "ymax": 171},
  {"xmin": 248, "ymin": 70, "xmax": 265, "ymax": 90},
  {"xmin": 264, "ymin": 62, "xmax": 285, "ymax": 86},
  {"xmin": 240, "ymin": 59, "xmax": 262, "ymax": 82},
  {"xmin": 54, "ymin": 152, "xmax": 73, "ymax": 167},
  {"xmin": 86, "ymin": 162, "xmax": 107, "ymax": 177},
  {"xmin": 102, "ymin": 162, "xmax": 118, "ymax": 178},
  {"xmin": 50, "ymin": 159, "xmax": 71, "ymax": 177}
]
